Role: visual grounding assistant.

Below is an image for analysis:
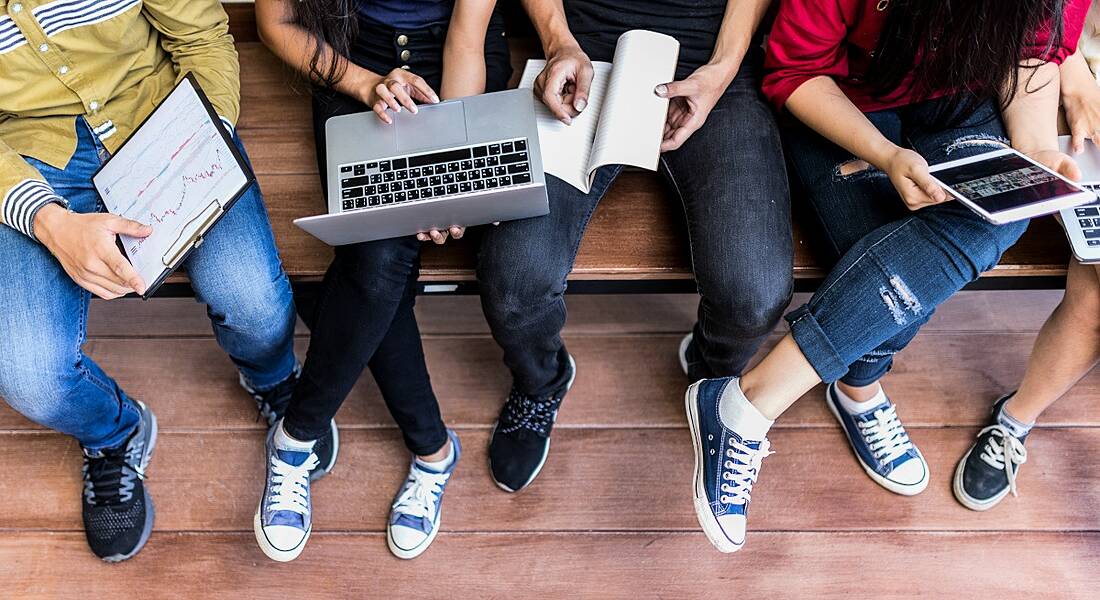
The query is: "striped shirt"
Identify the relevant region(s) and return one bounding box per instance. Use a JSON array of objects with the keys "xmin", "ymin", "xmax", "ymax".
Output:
[{"xmin": 0, "ymin": 0, "xmax": 239, "ymax": 239}]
